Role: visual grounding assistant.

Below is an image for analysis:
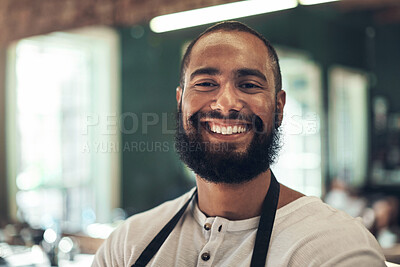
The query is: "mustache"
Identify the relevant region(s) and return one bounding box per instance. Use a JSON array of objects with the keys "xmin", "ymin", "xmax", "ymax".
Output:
[{"xmin": 193, "ymin": 110, "xmax": 253, "ymax": 122}]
